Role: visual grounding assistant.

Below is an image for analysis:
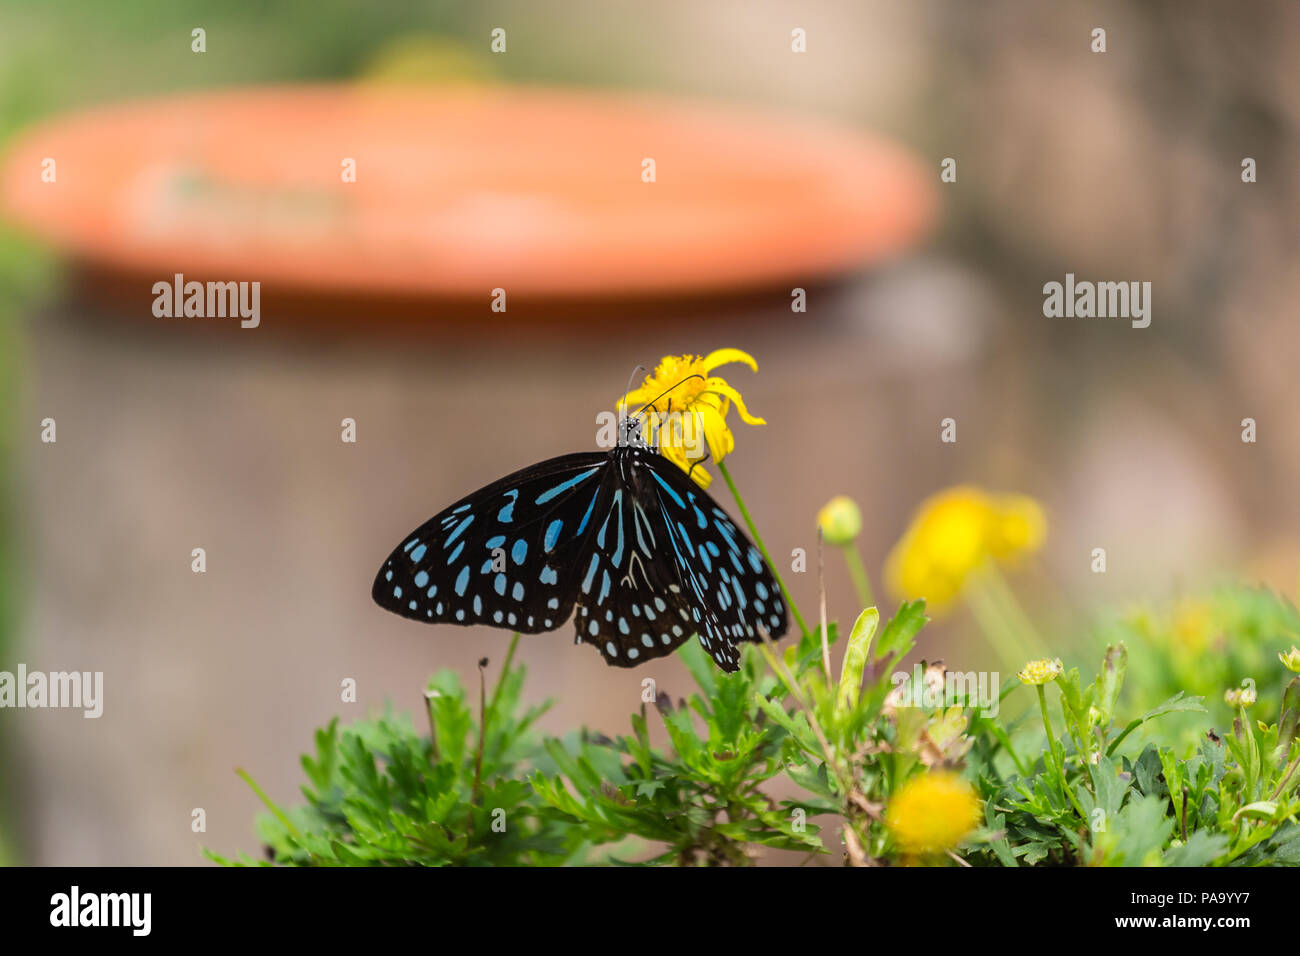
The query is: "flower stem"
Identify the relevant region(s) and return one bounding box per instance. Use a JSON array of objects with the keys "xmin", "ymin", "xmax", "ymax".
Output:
[
  {"xmin": 841, "ymin": 541, "xmax": 875, "ymax": 608},
  {"xmin": 964, "ymin": 571, "xmax": 1032, "ymax": 667},
  {"xmin": 981, "ymin": 562, "xmax": 1048, "ymax": 659},
  {"xmin": 717, "ymin": 461, "xmax": 810, "ymax": 638},
  {"xmin": 1037, "ymin": 685, "xmax": 1087, "ymax": 819},
  {"xmin": 817, "ymin": 527, "xmax": 831, "ymax": 682}
]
